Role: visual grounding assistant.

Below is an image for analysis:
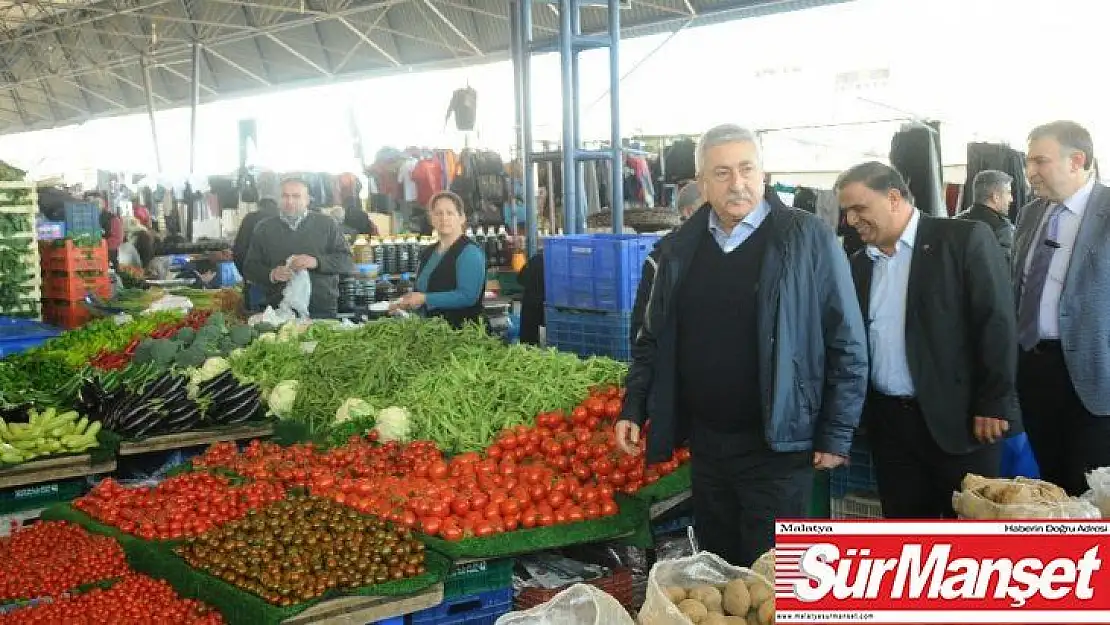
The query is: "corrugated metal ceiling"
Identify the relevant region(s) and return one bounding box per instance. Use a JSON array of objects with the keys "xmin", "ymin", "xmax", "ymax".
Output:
[{"xmin": 0, "ymin": 0, "xmax": 849, "ymax": 135}]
